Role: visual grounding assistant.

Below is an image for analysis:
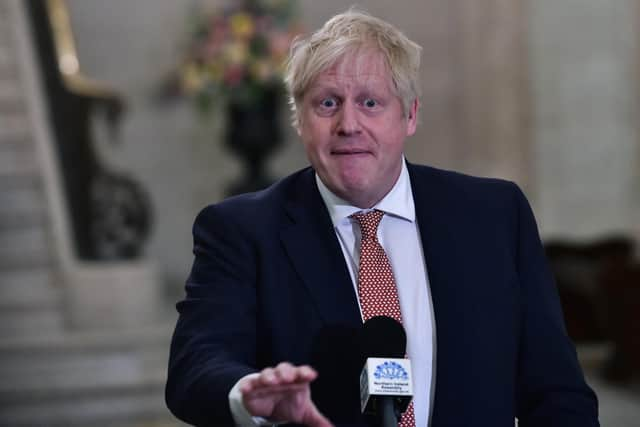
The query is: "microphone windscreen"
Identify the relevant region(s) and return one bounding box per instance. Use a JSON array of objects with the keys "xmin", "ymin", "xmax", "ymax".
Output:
[{"xmin": 360, "ymin": 316, "xmax": 406, "ymax": 360}]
